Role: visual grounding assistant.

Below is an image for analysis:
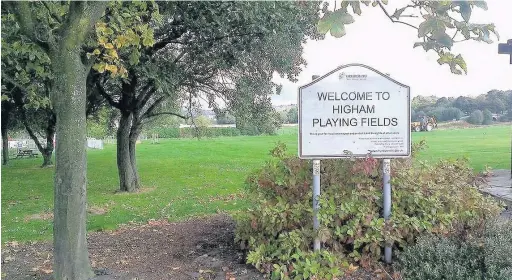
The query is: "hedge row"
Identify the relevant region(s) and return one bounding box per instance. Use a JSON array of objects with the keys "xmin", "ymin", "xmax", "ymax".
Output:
[{"xmin": 145, "ymin": 127, "xmax": 242, "ymax": 138}]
